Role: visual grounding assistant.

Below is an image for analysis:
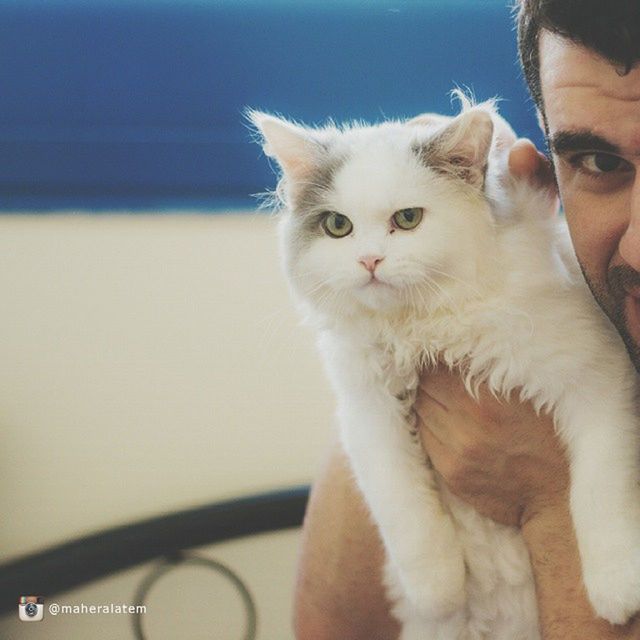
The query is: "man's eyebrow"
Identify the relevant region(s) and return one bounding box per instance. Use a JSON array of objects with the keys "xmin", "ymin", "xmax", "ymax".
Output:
[{"xmin": 550, "ymin": 131, "xmax": 621, "ymax": 155}]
